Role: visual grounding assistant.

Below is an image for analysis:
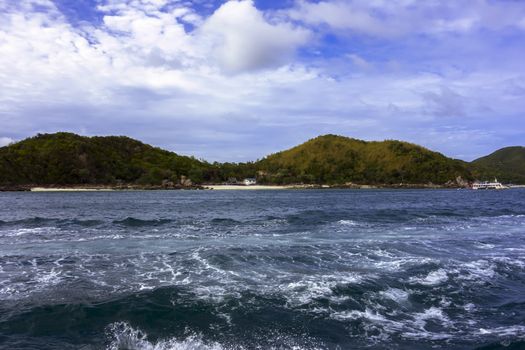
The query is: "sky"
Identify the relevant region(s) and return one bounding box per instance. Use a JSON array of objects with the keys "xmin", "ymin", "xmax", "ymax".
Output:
[{"xmin": 0, "ymin": 0, "xmax": 524, "ymax": 162}]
